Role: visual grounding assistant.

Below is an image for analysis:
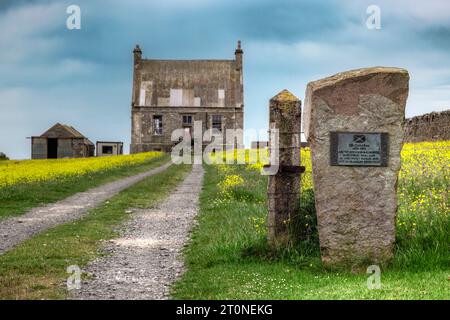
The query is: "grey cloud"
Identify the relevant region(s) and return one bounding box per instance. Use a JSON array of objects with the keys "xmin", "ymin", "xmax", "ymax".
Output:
[{"xmin": 0, "ymin": 0, "xmax": 449, "ymax": 158}]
